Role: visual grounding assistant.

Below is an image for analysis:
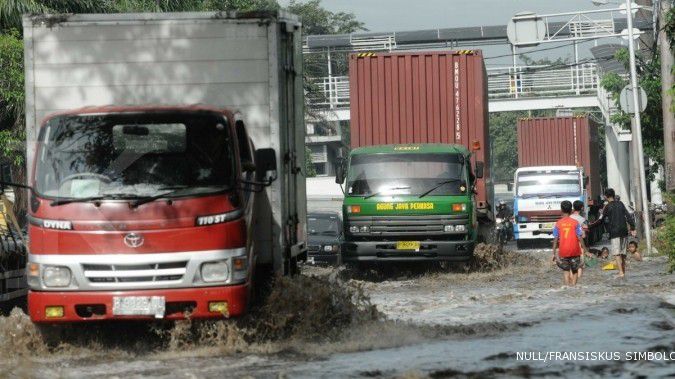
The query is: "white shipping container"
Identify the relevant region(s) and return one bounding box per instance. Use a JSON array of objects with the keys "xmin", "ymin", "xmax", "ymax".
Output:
[{"xmin": 23, "ymin": 11, "xmax": 307, "ymax": 273}]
